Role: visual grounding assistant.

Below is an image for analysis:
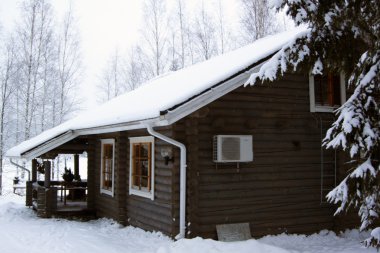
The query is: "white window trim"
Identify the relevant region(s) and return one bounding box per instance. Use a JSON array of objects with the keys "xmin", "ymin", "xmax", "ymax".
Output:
[
  {"xmin": 100, "ymin": 139, "xmax": 115, "ymax": 197},
  {"xmin": 129, "ymin": 136, "xmax": 155, "ymax": 200},
  {"xmin": 309, "ymin": 72, "xmax": 346, "ymax": 112}
]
